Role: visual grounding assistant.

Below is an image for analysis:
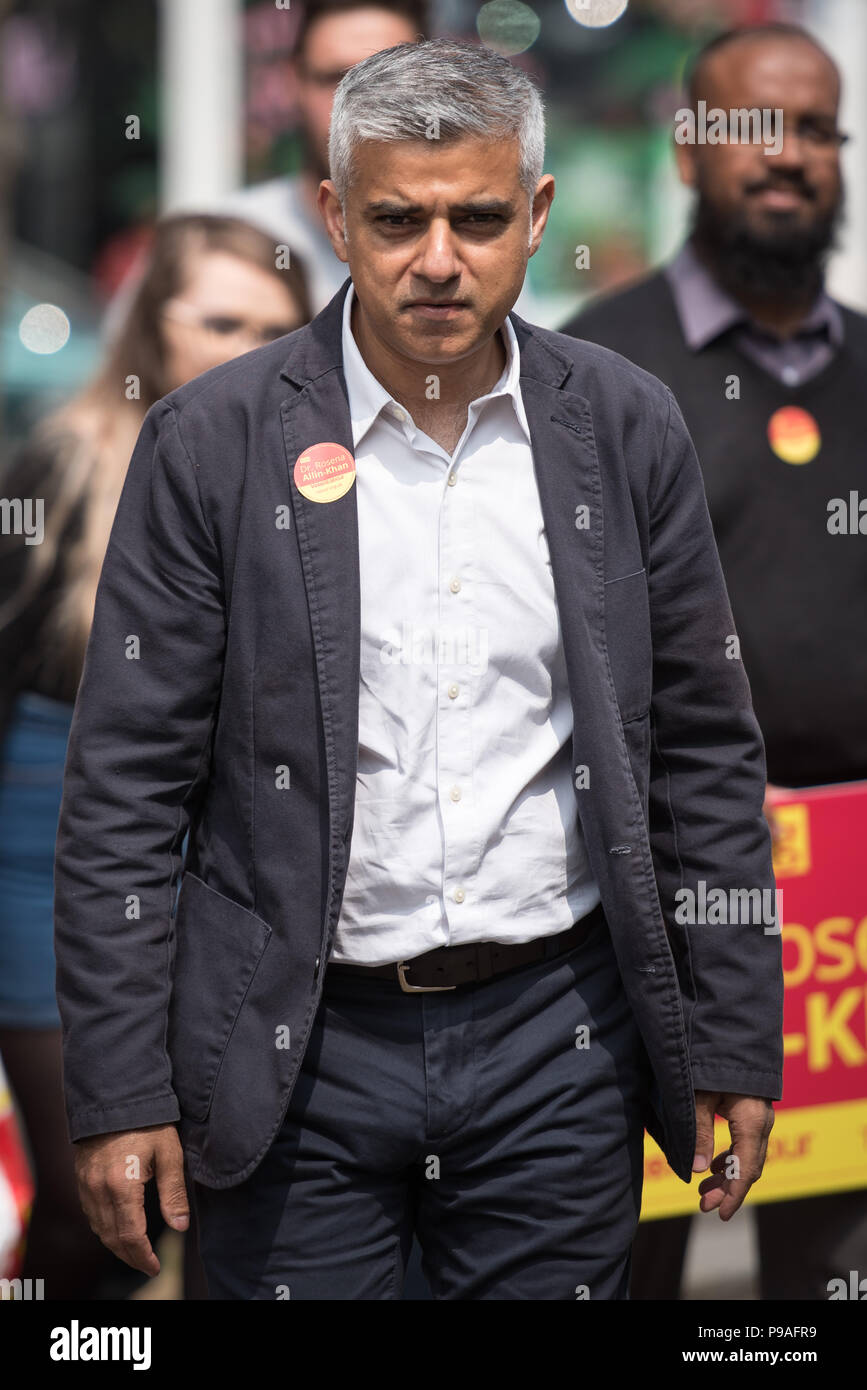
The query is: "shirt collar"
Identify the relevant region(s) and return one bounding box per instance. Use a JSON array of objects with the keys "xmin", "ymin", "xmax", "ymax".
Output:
[
  {"xmin": 664, "ymin": 237, "xmax": 844, "ymax": 352},
  {"xmin": 341, "ymin": 281, "xmax": 530, "ymax": 450}
]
